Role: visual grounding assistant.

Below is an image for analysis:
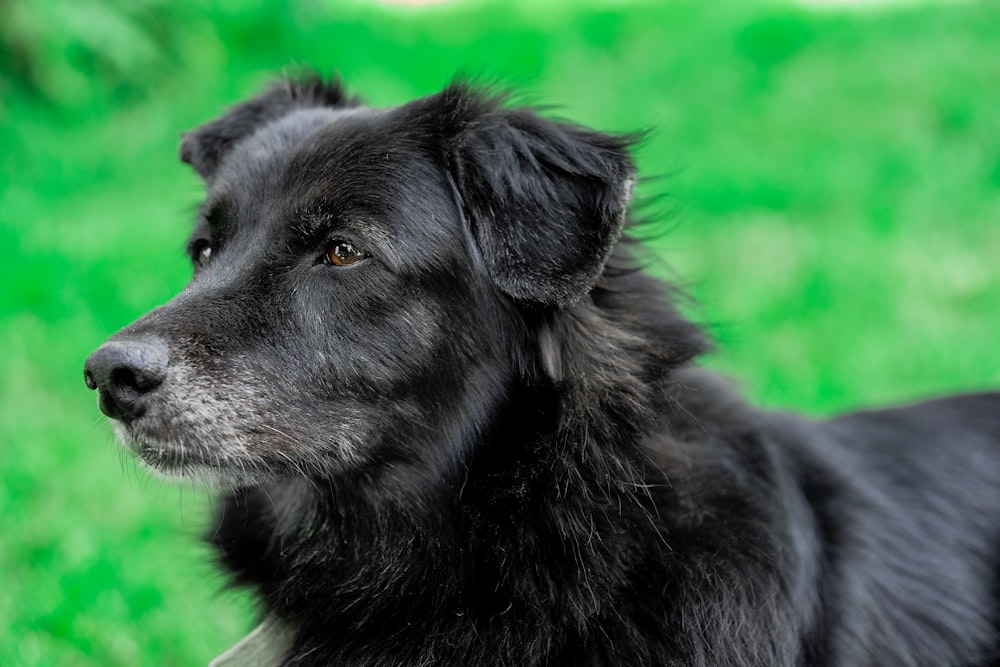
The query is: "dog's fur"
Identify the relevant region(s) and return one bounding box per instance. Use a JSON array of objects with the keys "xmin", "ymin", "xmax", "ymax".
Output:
[{"xmin": 85, "ymin": 76, "xmax": 1000, "ymax": 666}]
